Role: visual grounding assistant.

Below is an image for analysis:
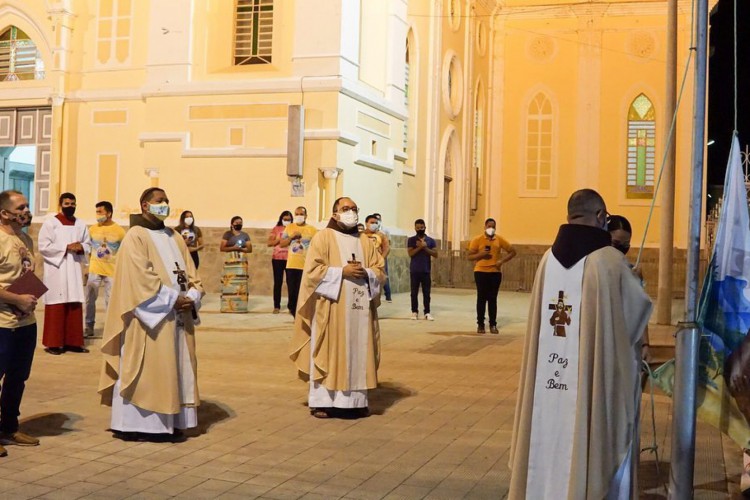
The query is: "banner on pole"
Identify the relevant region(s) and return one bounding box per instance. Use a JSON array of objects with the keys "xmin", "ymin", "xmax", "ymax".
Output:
[{"xmin": 654, "ymin": 135, "xmax": 750, "ymax": 449}]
